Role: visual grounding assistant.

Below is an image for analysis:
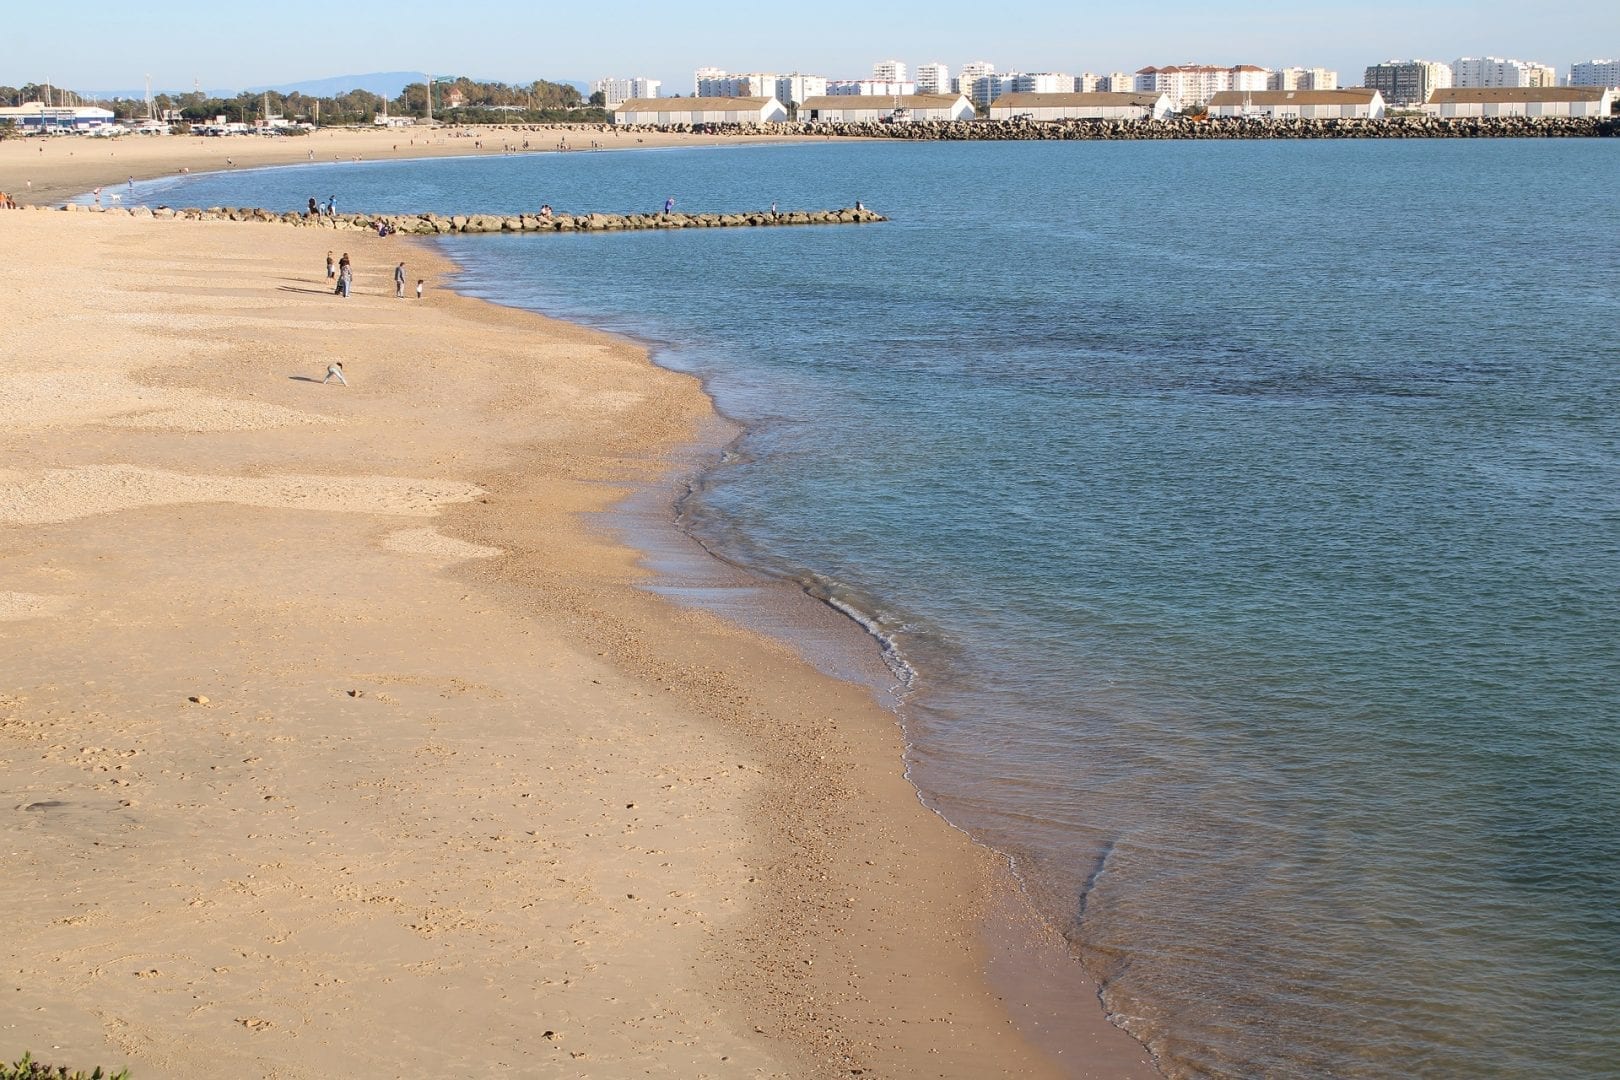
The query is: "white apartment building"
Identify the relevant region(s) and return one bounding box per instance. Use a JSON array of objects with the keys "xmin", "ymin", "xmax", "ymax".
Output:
[
  {"xmin": 697, "ymin": 72, "xmax": 779, "ymax": 98},
  {"xmin": 693, "ymin": 66, "xmax": 727, "ymax": 95},
  {"xmin": 916, "ymin": 62, "xmax": 949, "ymax": 94},
  {"xmin": 954, "ymin": 61, "xmax": 996, "ymax": 95},
  {"xmin": 872, "ymin": 60, "xmax": 909, "ymax": 82},
  {"xmin": 1452, "ymin": 57, "xmax": 1556, "ymax": 88},
  {"xmin": 1568, "ymin": 59, "xmax": 1620, "ymax": 87},
  {"xmin": 775, "ymin": 74, "xmax": 829, "ymax": 105},
  {"xmin": 964, "ymin": 73, "xmax": 1018, "ymax": 108},
  {"xmin": 1076, "ymin": 73, "xmax": 1105, "ymax": 92},
  {"xmin": 1104, "ymin": 71, "xmax": 1135, "ymax": 92},
  {"xmin": 827, "ymin": 79, "xmax": 916, "ymax": 96},
  {"xmin": 1013, "ymin": 72, "xmax": 1074, "ymax": 94},
  {"xmin": 1268, "ymin": 67, "xmax": 1338, "ymax": 91},
  {"xmin": 592, "ymin": 77, "xmax": 661, "ymax": 108},
  {"xmin": 1135, "ymin": 64, "xmax": 1269, "ymax": 110}
]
